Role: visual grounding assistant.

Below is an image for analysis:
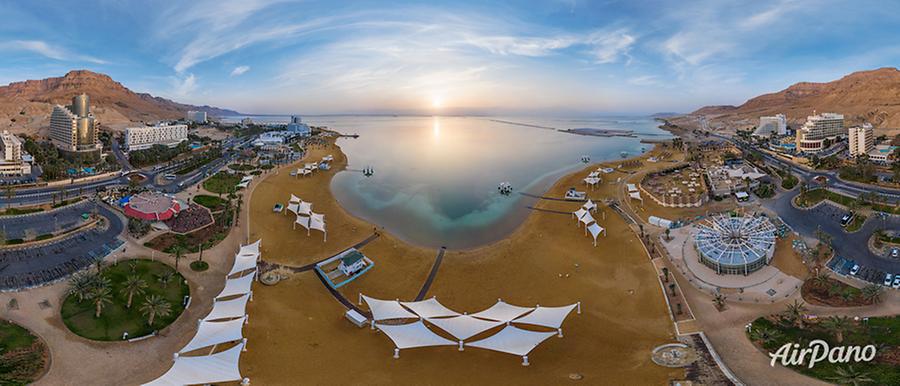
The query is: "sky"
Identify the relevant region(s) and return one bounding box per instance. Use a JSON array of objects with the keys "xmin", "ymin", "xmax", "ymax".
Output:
[{"xmin": 1, "ymin": 0, "xmax": 900, "ymax": 116}]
